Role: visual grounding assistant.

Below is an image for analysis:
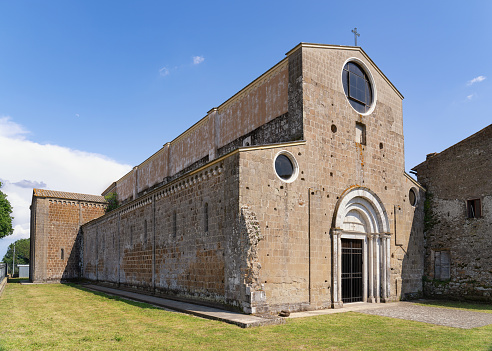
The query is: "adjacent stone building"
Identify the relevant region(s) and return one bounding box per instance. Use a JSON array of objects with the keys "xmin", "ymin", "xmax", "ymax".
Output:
[
  {"xmin": 412, "ymin": 124, "xmax": 492, "ymax": 302},
  {"xmin": 30, "ymin": 43, "xmax": 425, "ymax": 313},
  {"xmin": 29, "ymin": 189, "xmax": 106, "ymax": 282}
]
